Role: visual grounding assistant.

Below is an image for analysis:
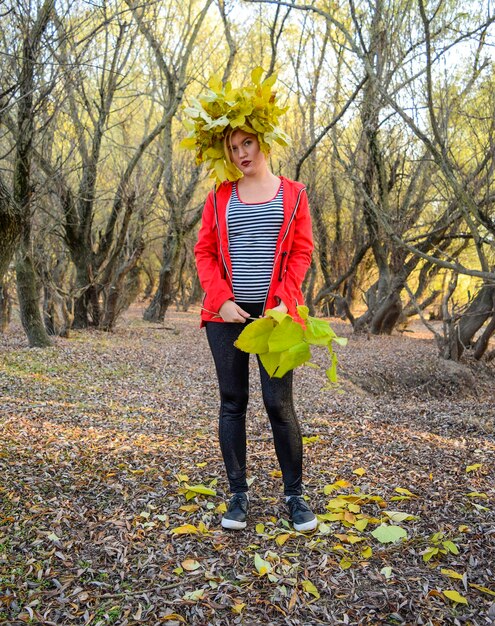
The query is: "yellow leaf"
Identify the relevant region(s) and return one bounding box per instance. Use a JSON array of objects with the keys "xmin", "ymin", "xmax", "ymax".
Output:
[
  {"xmin": 333, "ymin": 543, "xmax": 348, "ymax": 552},
  {"xmin": 339, "ymin": 556, "xmax": 353, "ymax": 570},
  {"xmin": 288, "ymin": 587, "xmax": 298, "ymax": 611},
  {"xmin": 176, "ymin": 474, "xmax": 189, "ymax": 482},
  {"xmin": 465, "ymin": 491, "xmax": 488, "ymax": 499},
  {"xmin": 465, "ymin": 463, "xmax": 482, "ymax": 473},
  {"xmin": 251, "ymin": 66, "xmax": 265, "ymax": 85},
  {"xmin": 469, "ymin": 583, "xmax": 495, "ymax": 597},
  {"xmin": 441, "ymin": 569, "xmax": 464, "ymax": 580},
  {"xmin": 215, "ymin": 502, "xmax": 227, "ymax": 514},
  {"xmin": 458, "ymin": 525, "xmax": 470, "ymax": 533},
  {"xmin": 196, "ymin": 462, "xmax": 207, "ymax": 468},
  {"xmin": 235, "ymin": 317, "xmax": 276, "ymax": 354},
  {"xmin": 254, "ymin": 553, "xmax": 272, "ymax": 576},
  {"xmin": 443, "ymin": 589, "xmax": 468, "ymax": 605},
  {"xmin": 382, "ymin": 510, "xmax": 417, "ymax": 523},
  {"xmin": 275, "ymin": 533, "xmax": 292, "ymax": 546},
  {"xmin": 182, "ymin": 559, "xmax": 201, "ymax": 571},
  {"xmin": 361, "ymin": 546, "xmax": 373, "ymax": 559},
  {"xmin": 184, "ymin": 484, "xmax": 216, "ymax": 497},
  {"xmin": 208, "ymin": 73, "xmax": 223, "ymax": 92},
  {"xmin": 301, "ymin": 580, "xmax": 320, "ymax": 599},
  {"xmin": 353, "ymin": 467, "xmax": 366, "ymax": 477},
  {"xmin": 347, "ymin": 535, "xmax": 365, "ymax": 544},
  {"xmin": 344, "ymin": 511, "xmax": 356, "ymax": 524},
  {"xmin": 171, "ymin": 524, "xmax": 198, "ymax": 536},
  {"xmin": 161, "ymin": 614, "xmax": 187, "ymax": 623},
  {"xmin": 255, "ymin": 523, "xmax": 265, "ymax": 534},
  {"xmin": 394, "ymin": 487, "xmax": 418, "ymax": 498},
  {"xmin": 269, "ymin": 469, "xmax": 282, "ymax": 478},
  {"xmin": 183, "ymin": 588, "xmax": 205, "ymax": 601},
  {"xmin": 334, "ymin": 533, "xmax": 364, "ymax": 544},
  {"xmin": 179, "ymin": 504, "xmax": 200, "ymax": 513},
  {"xmin": 323, "ymin": 480, "xmax": 352, "ymax": 494},
  {"xmin": 179, "ymin": 136, "xmax": 197, "ymax": 150},
  {"xmin": 318, "ymin": 512, "xmax": 344, "ymax": 522},
  {"xmin": 302, "ymin": 435, "xmax": 320, "ymax": 445},
  {"xmin": 354, "ymin": 519, "xmax": 368, "ymax": 532},
  {"xmin": 327, "ymin": 497, "xmax": 348, "ymax": 510},
  {"xmin": 231, "ymin": 602, "xmax": 246, "ymax": 614}
]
